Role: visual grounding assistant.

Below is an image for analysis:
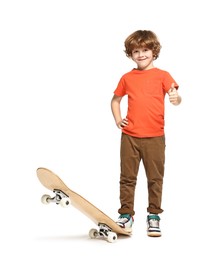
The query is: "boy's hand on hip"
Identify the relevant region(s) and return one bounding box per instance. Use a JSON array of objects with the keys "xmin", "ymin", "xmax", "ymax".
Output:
[{"xmin": 117, "ymin": 118, "xmax": 128, "ymax": 129}]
